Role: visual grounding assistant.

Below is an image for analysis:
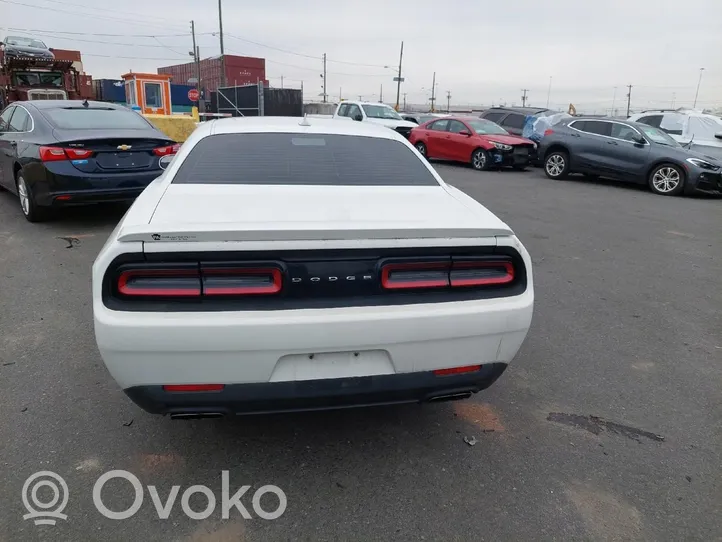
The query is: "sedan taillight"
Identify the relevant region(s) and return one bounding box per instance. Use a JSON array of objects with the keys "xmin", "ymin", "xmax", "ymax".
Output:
[
  {"xmin": 153, "ymin": 144, "xmax": 181, "ymax": 156},
  {"xmin": 115, "ymin": 265, "xmax": 284, "ymax": 298},
  {"xmin": 380, "ymin": 258, "xmax": 515, "ymax": 291},
  {"xmin": 39, "ymin": 146, "xmax": 94, "ymax": 162}
]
